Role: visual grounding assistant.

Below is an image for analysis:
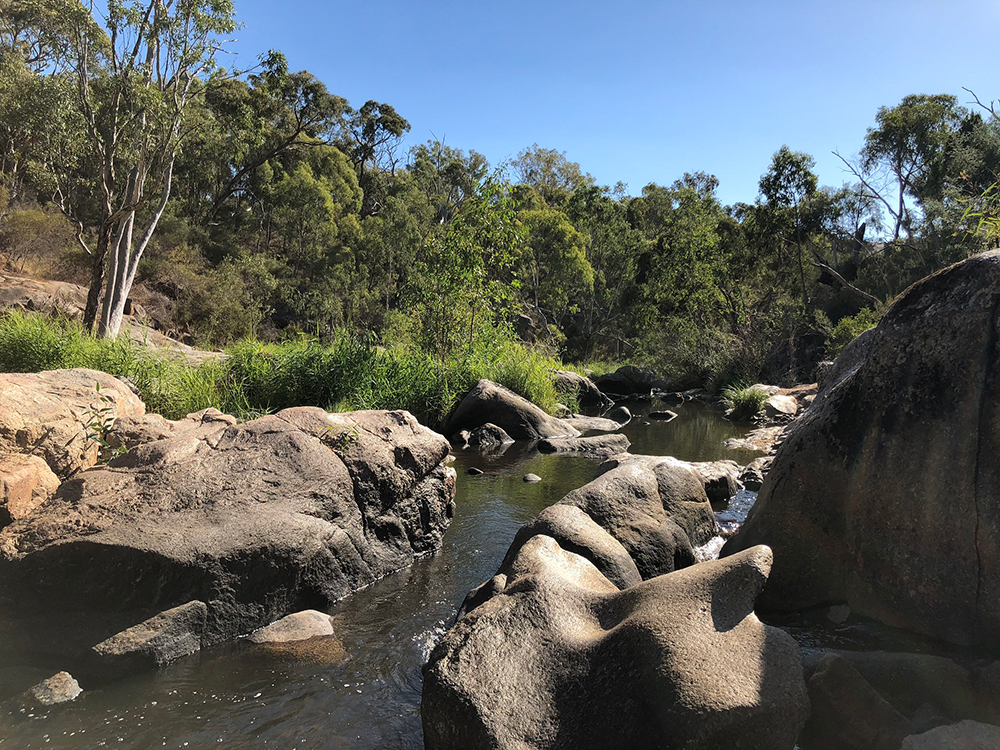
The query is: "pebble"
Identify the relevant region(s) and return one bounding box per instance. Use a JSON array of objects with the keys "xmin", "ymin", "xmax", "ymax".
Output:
[
  {"xmin": 523, "ymin": 474, "xmax": 541, "ymax": 483},
  {"xmin": 467, "ymin": 467, "xmax": 484, "ymax": 476}
]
